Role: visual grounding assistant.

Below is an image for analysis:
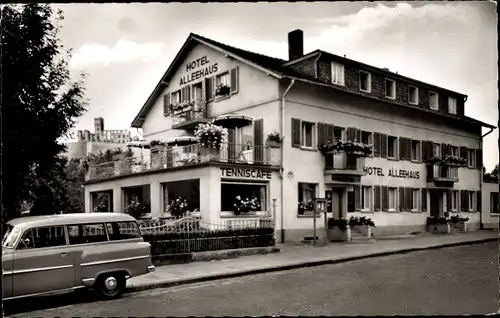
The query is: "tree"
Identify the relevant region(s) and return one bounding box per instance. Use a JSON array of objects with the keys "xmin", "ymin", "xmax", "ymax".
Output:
[
  {"xmin": 1, "ymin": 4, "xmax": 87, "ymax": 220},
  {"xmin": 484, "ymin": 164, "xmax": 499, "ymax": 182}
]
